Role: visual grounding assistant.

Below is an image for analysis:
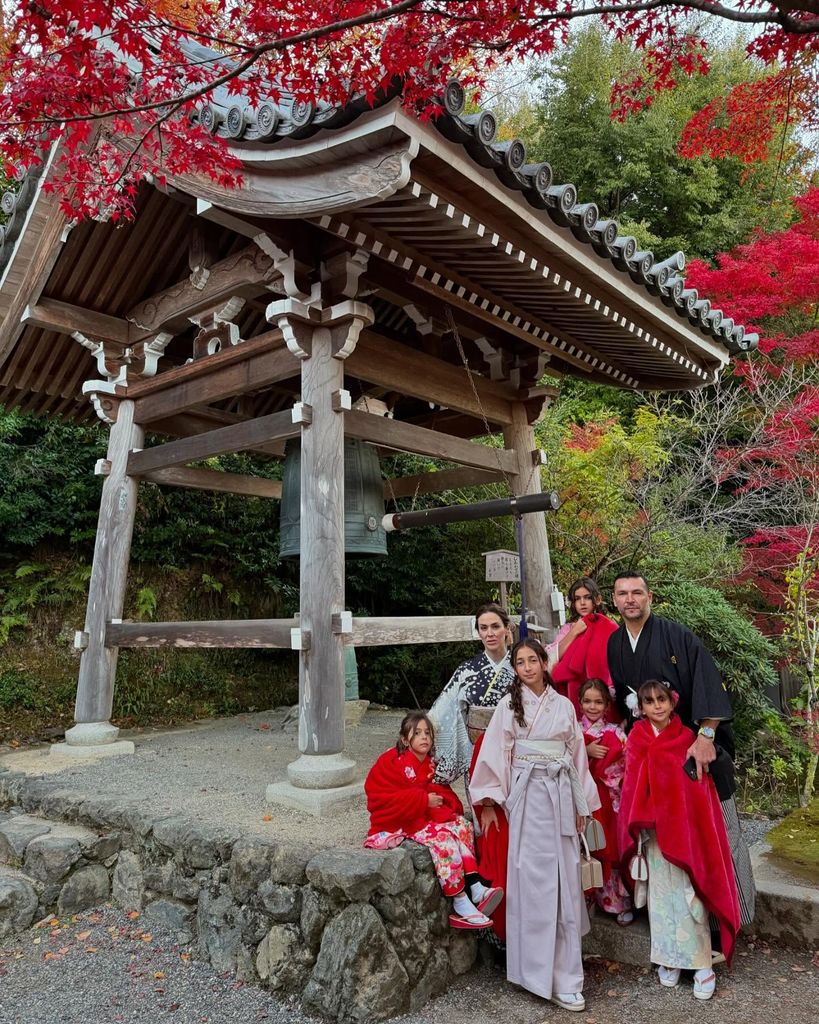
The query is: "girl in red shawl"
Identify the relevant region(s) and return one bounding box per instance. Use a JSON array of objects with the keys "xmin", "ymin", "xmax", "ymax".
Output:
[
  {"xmin": 364, "ymin": 712, "xmax": 503, "ymax": 929},
  {"xmin": 548, "ymin": 578, "xmax": 618, "ymax": 719},
  {"xmin": 619, "ymin": 680, "xmax": 740, "ymax": 1001},
  {"xmin": 579, "ymin": 679, "xmax": 632, "ymax": 925}
]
